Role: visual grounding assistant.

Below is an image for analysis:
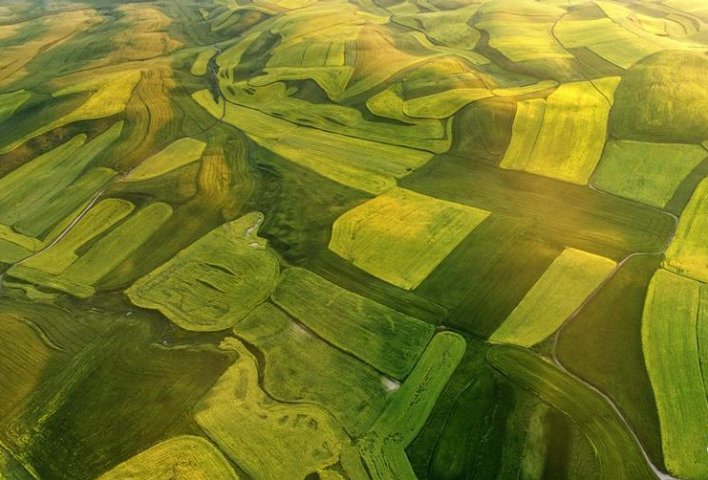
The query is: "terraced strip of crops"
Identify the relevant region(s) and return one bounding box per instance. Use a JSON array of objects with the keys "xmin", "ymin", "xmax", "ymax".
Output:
[{"xmin": 641, "ymin": 269, "xmax": 708, "ymax": 480}]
